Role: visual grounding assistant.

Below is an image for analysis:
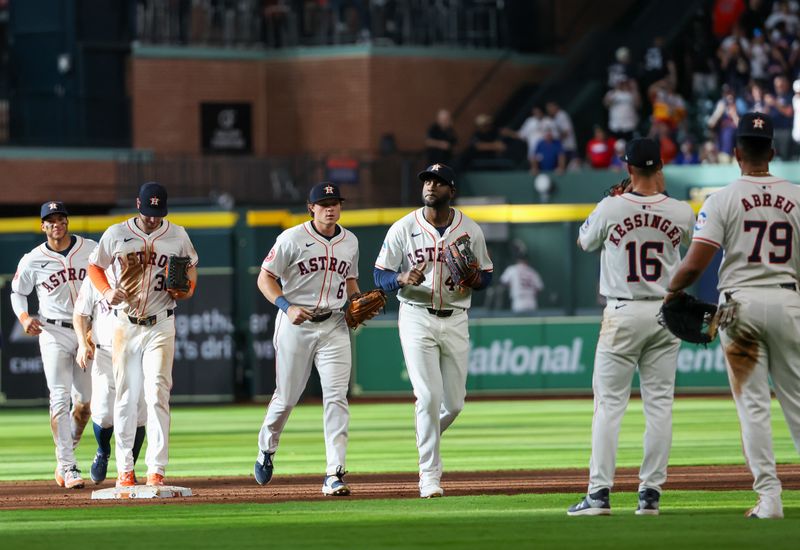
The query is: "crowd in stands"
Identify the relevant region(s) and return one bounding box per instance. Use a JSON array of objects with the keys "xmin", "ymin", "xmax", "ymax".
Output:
[{"xmin": 449, "ymin": 0, "xmax": 800, "ymax": 174}]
